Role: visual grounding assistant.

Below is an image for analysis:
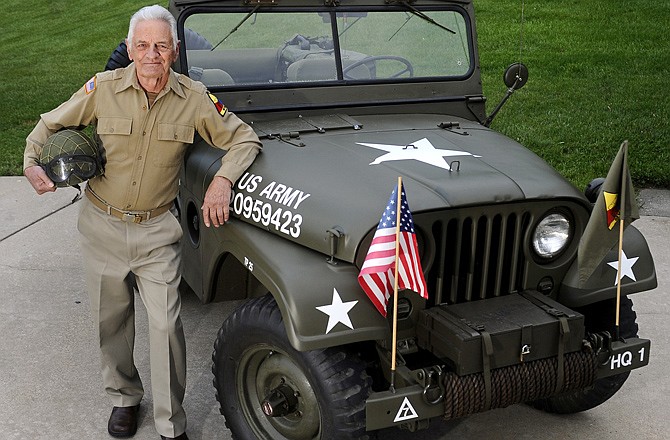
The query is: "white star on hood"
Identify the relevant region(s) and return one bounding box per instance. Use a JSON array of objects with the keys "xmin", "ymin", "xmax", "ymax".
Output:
[
  {"xmin": 356, "ymin": 137, "xmax": 479, "ymax": 171},
  {"xmin": 315, "ymin": 288, "xmax": 358, "ymax": 334},
  {"xmin": 607, "ymin": 250, "xmax": 639, "ymax": 285}
]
